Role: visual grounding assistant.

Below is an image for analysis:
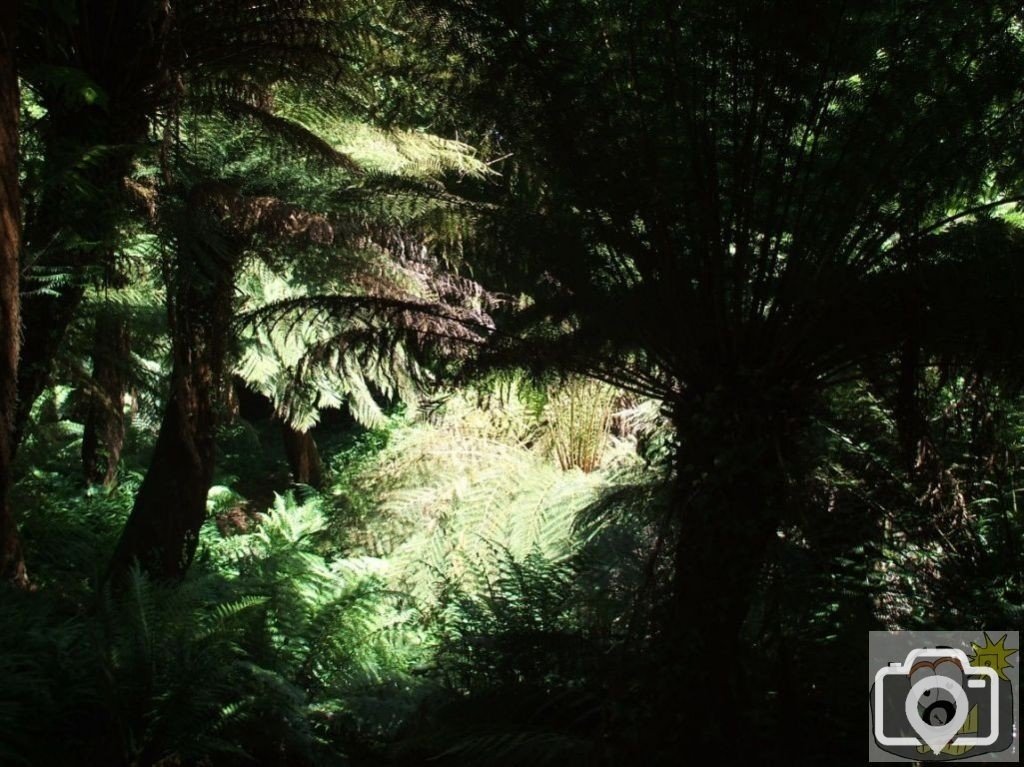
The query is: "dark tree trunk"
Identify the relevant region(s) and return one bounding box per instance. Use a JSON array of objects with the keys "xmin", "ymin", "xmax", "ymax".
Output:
[
  {"xmin": 13, "ymin": 284, "xmax": 87, "ymax": 451},
  {"xmin": 0, "ymin": 1, "xmax": 25, "ymax": 585},
  {"xmin": 667, "ymin": 387, "xmax": 795, "ymax": 758},
  {"xmin": 894, "ymin": 340, "xmax": 926, "ymax": 473},
  {"xmin": 82, "ymin": 310, "xmax": 130, "ymax": 487},
  {"xmin": 235, "ymin": 377, "xmax": 275, "ymax": 421},
  {"xmin": 109, "ymin": 192, "xmax": 236, "ymax": 581},
  {"xmin": 13, "ymin": 90, "xmax": 146, "ymax": 454},
  {"xmin": 12, "ymin": 0, "xmax": 161, "ymax": 452},
  {"xmin": 107, "ymin": 177, "xmax": 328, "ymax": 580},
  {"xmin": 108, "ymin": 373, "xmax": 218, "ymax": 580},
  {"xmin": 282, "ymin": 423, "xmax": 323, "ymax": 488}
]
